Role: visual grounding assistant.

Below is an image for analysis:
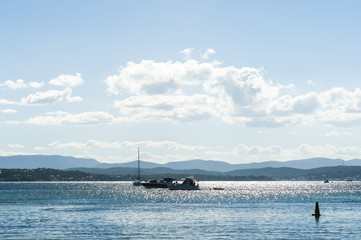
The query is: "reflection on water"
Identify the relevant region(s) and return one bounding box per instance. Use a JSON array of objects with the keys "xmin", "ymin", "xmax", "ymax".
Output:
[
  {"xmin": 2, "ymin": 181, "xmax": 360, "ymax": 203},
  {"xmin": 1, "ymin": 181, "xmax": 361, "ymax": 239}
]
